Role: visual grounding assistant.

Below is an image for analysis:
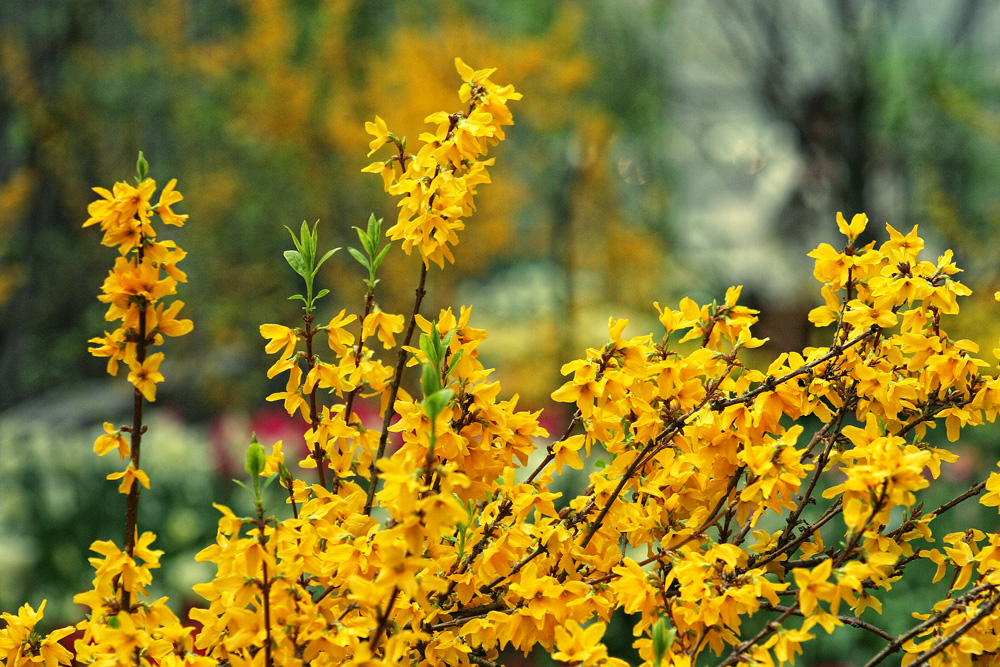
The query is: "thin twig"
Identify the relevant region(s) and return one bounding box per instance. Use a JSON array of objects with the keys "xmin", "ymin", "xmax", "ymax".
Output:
[
  {"xmin": 760, "ymin": 602, "xmax": 894, "ymax": 642},
  {"xmin": 120, "ymin": 243, "xmax": 149, "ymax": 610},
  {"xmin": 364, "ymin": 263, "xmax": 428, "ymax": 515},
  {"xmin": 303, "ymin": 312, "xmax": 326, "ymax": 490},
  {"xmin": 368, "ymin": 586, "xmax": 400, "ymax": 650},
  {"xmin": 863, "ymin": 584, "xmax": 998, "ymax": 667},
  {"xmin": 716, "ymin": 604, "xmax": 798, "ymax": 667}
]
